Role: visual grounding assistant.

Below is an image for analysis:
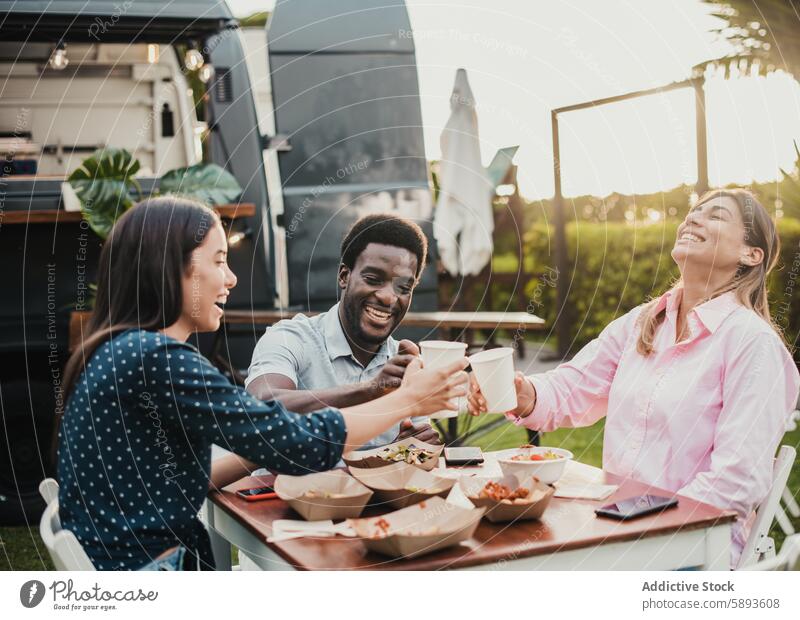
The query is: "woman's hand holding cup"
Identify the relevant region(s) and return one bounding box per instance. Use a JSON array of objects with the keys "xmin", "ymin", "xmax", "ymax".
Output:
[{"xmin": 468, "ymin": 371, "xmax": 536, "ymax": 418}]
